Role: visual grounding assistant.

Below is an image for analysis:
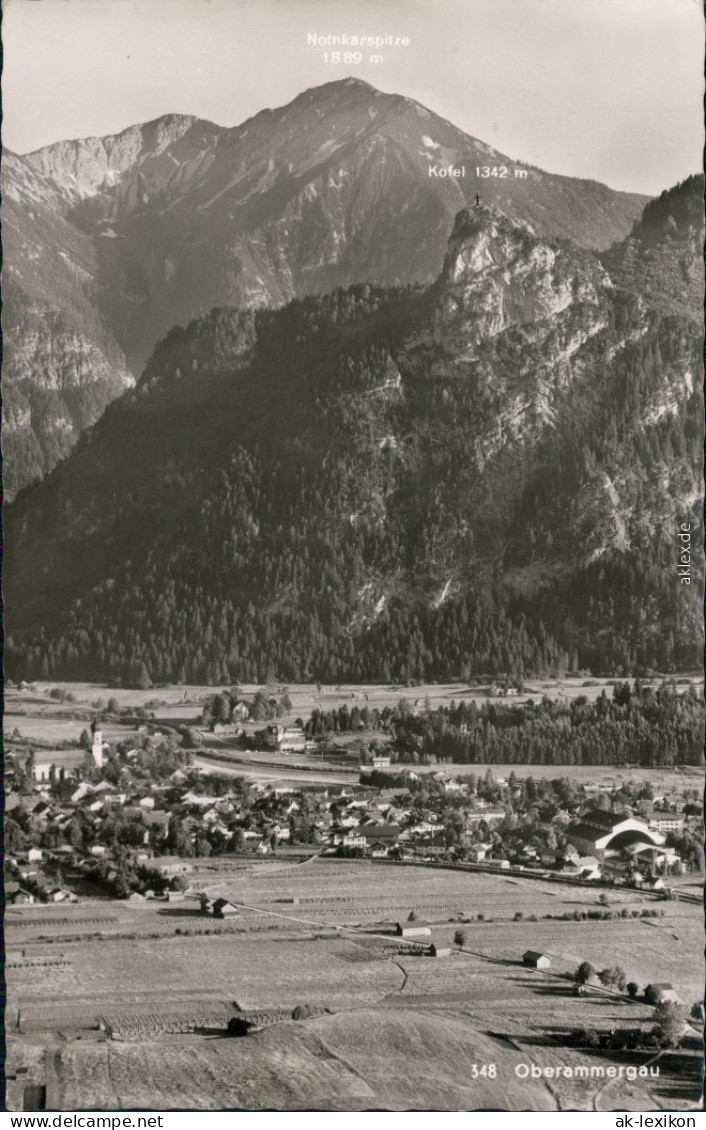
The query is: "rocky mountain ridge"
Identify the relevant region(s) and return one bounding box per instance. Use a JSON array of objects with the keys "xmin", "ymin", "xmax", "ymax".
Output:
[{"xmin": 4, "ymin": 78, "xmax": 649, "ymax": 495}]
